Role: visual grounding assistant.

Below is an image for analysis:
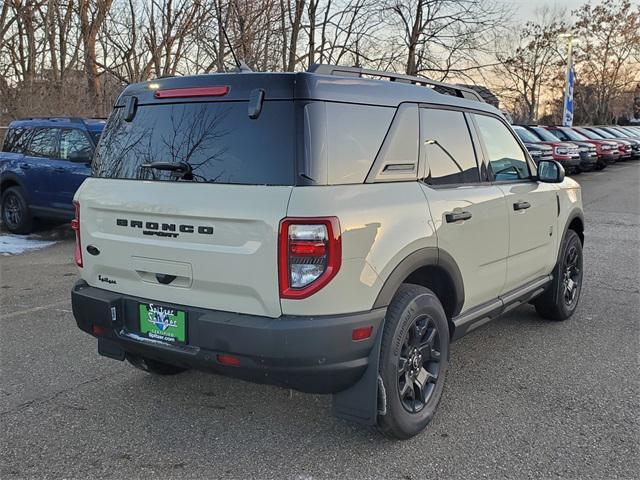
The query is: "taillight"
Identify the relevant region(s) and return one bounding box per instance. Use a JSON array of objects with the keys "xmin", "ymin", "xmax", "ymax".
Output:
[
  {"xmin": 71, "ymin": 201, "xmax": 82, "ymax": 267},
  {"xmin": 278, "ymin": 217, "xmax": 341, "ymax": 299}
]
